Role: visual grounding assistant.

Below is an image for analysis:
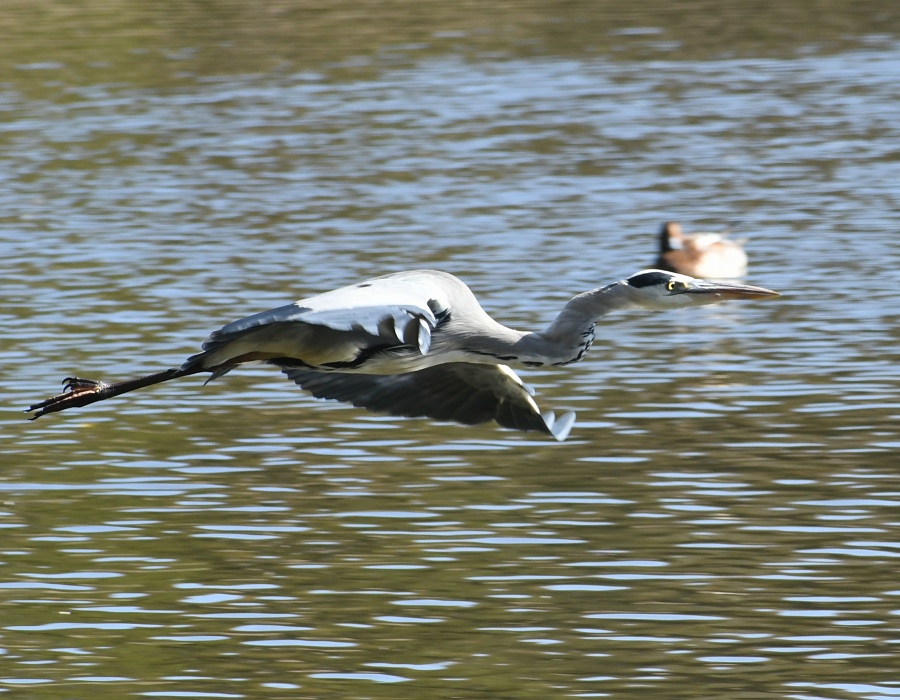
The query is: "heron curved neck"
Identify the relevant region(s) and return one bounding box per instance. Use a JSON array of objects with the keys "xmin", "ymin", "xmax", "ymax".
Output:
[
  {"xmin": 514, "ymin": 281, "xmax": 640, "ymax": 365},
  {"xmin": 454, "ymin": 281, "xmax": 643, "ymax": 368}
]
